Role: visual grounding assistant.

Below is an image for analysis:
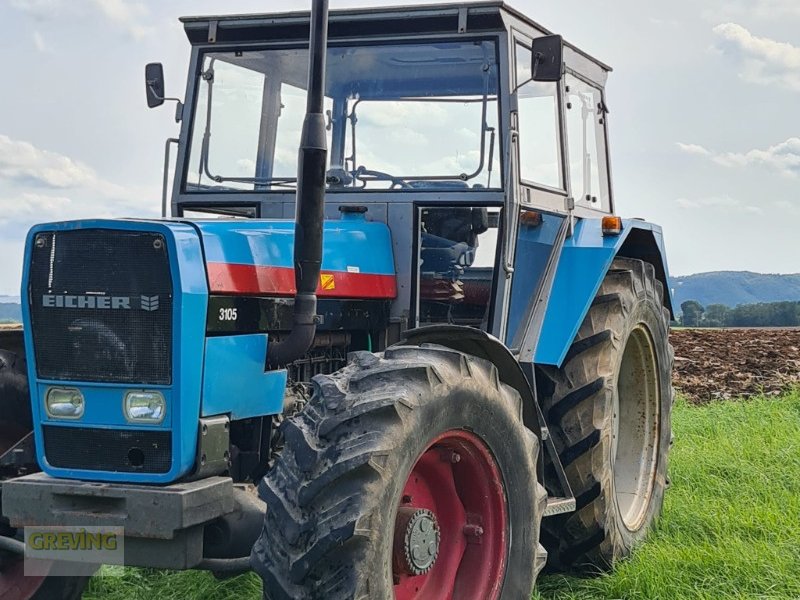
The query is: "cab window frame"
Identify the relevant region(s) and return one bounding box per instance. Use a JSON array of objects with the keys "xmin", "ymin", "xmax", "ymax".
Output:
[
  {"xmin": 512, "ymin": 36, "xmax": 568, "ymax": 198},
  {"xmin": 562, "ymin": 69, "xmax": 613, "ymax": 214}
]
